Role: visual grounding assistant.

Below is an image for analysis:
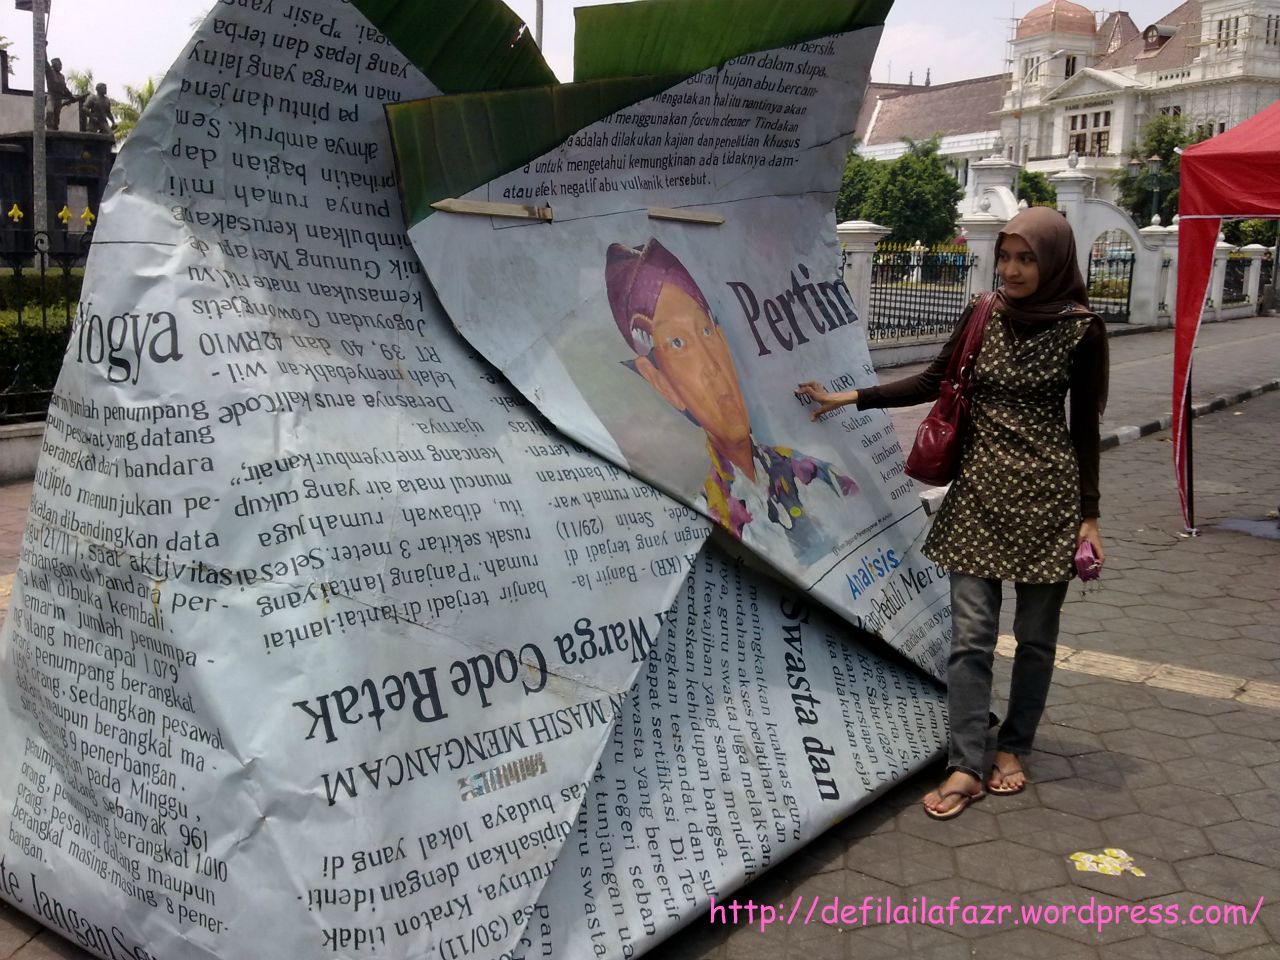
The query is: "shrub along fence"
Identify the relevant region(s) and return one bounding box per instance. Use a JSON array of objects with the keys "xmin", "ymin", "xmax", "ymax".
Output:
[{"xmin": 0, "ymin": 228, "xmax": 89, "ymax": 425}]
